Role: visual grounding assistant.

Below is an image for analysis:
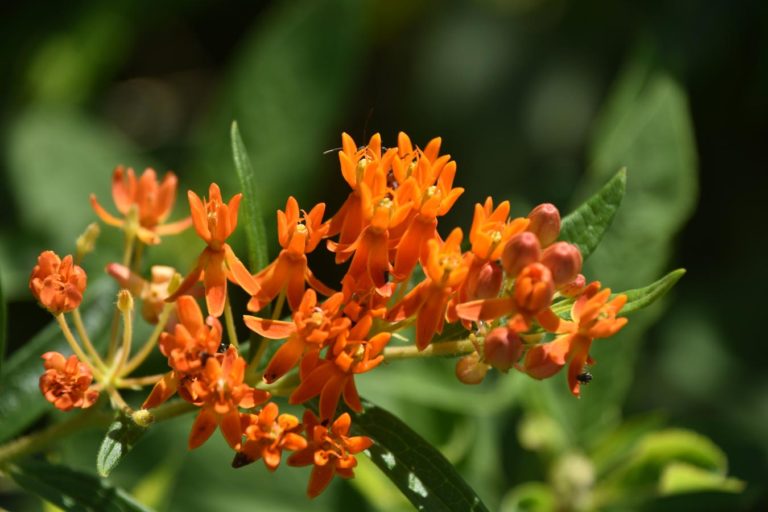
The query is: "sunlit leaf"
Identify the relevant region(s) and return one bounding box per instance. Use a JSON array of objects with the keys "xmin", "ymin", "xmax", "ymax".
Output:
[
  {"xmin": 345, "ymin": 399, "xmax": 490, "ymax": 512},
  {"xmin": 97, "ymin": 413, "xmax": 148, "ymax": 477},
  {"xmin": 231, "ymin": 121, "xmax": 269, "ymax": 274},
  {"xmin": 659, "ymin": 462, "xmax": 745, "ymax": 495},
  {"xmin": 10, "ymin": 459, "xmax": 153, "ymax": 512},
  {"xmin": 0, "ymin": 278, "xmax": 114, "ymax": 443},
  {"xmin": 559, "ymin": 168, "xmax": 626, "ymax": 260},
  {"xmin": 619, "ymin": 269, "xmax": 686, "ymax": 315}
]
